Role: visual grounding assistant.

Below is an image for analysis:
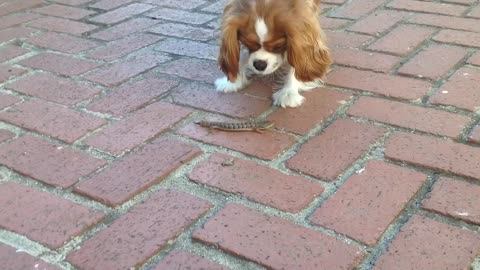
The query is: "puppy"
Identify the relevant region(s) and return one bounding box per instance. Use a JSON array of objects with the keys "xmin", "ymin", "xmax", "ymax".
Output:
[{"xmin": 214, "ymin": 0, "xmax": 332, "ymax": 108}]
